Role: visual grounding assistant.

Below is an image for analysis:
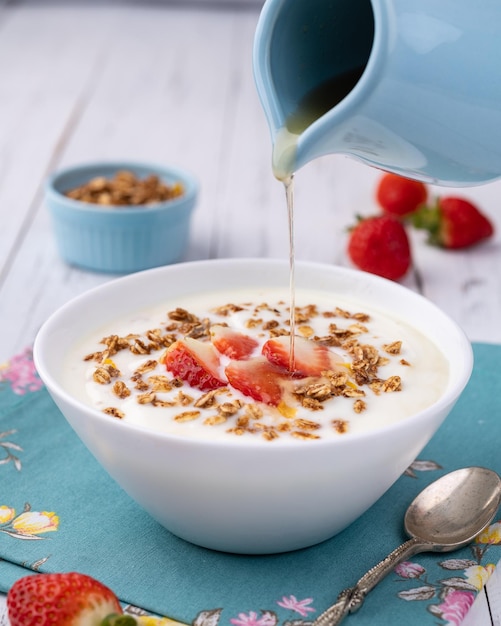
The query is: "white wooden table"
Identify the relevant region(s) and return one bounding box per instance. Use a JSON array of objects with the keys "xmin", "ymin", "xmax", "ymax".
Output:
[{"xmin": 1, "ymin": 1, "xmax": 501, "ymax": 623}]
